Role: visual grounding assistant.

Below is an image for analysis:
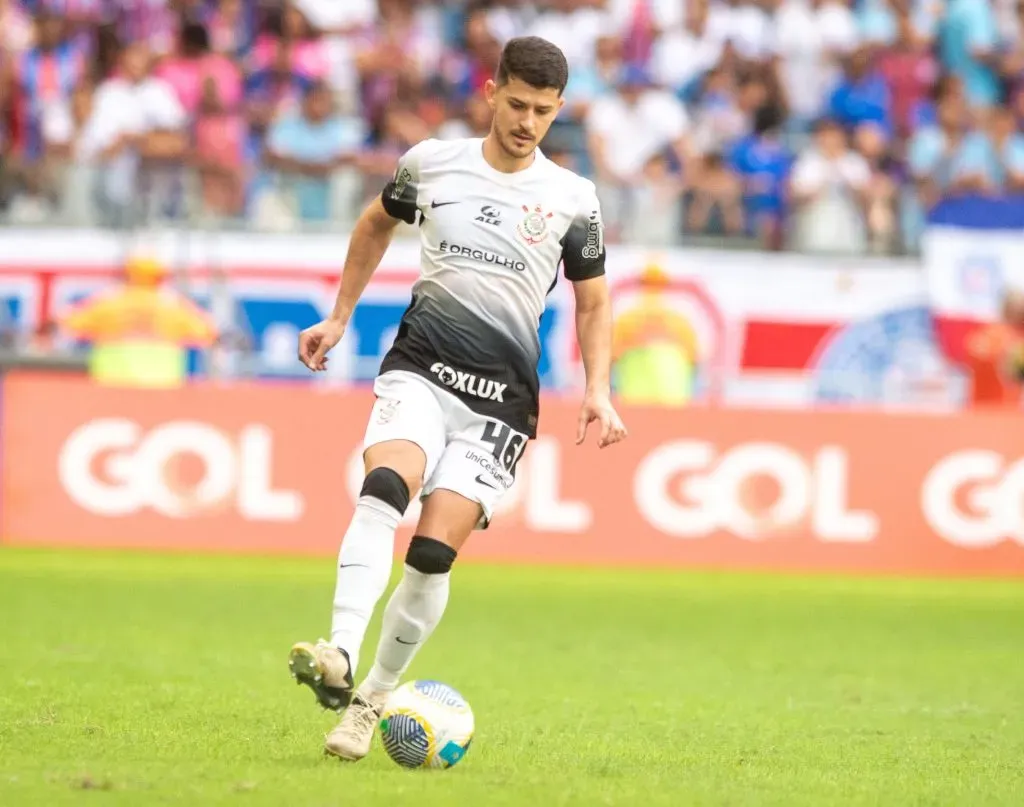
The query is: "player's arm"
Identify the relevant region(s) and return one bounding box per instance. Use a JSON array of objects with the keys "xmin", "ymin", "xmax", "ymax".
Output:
[
  {"xmin": 325, "ymin": 196, "xmax": 402, "ymax": 326},
  {"xmin": 300, "ymin": 144, "xmax": 426, "ymax": 371},
  {"xmin": 573, "ymin": 276, "xmax": 613, "ymax": 399},
  {"xmin": 563, "ymin": 184, "xmax": 626, "ymax": 448}
]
